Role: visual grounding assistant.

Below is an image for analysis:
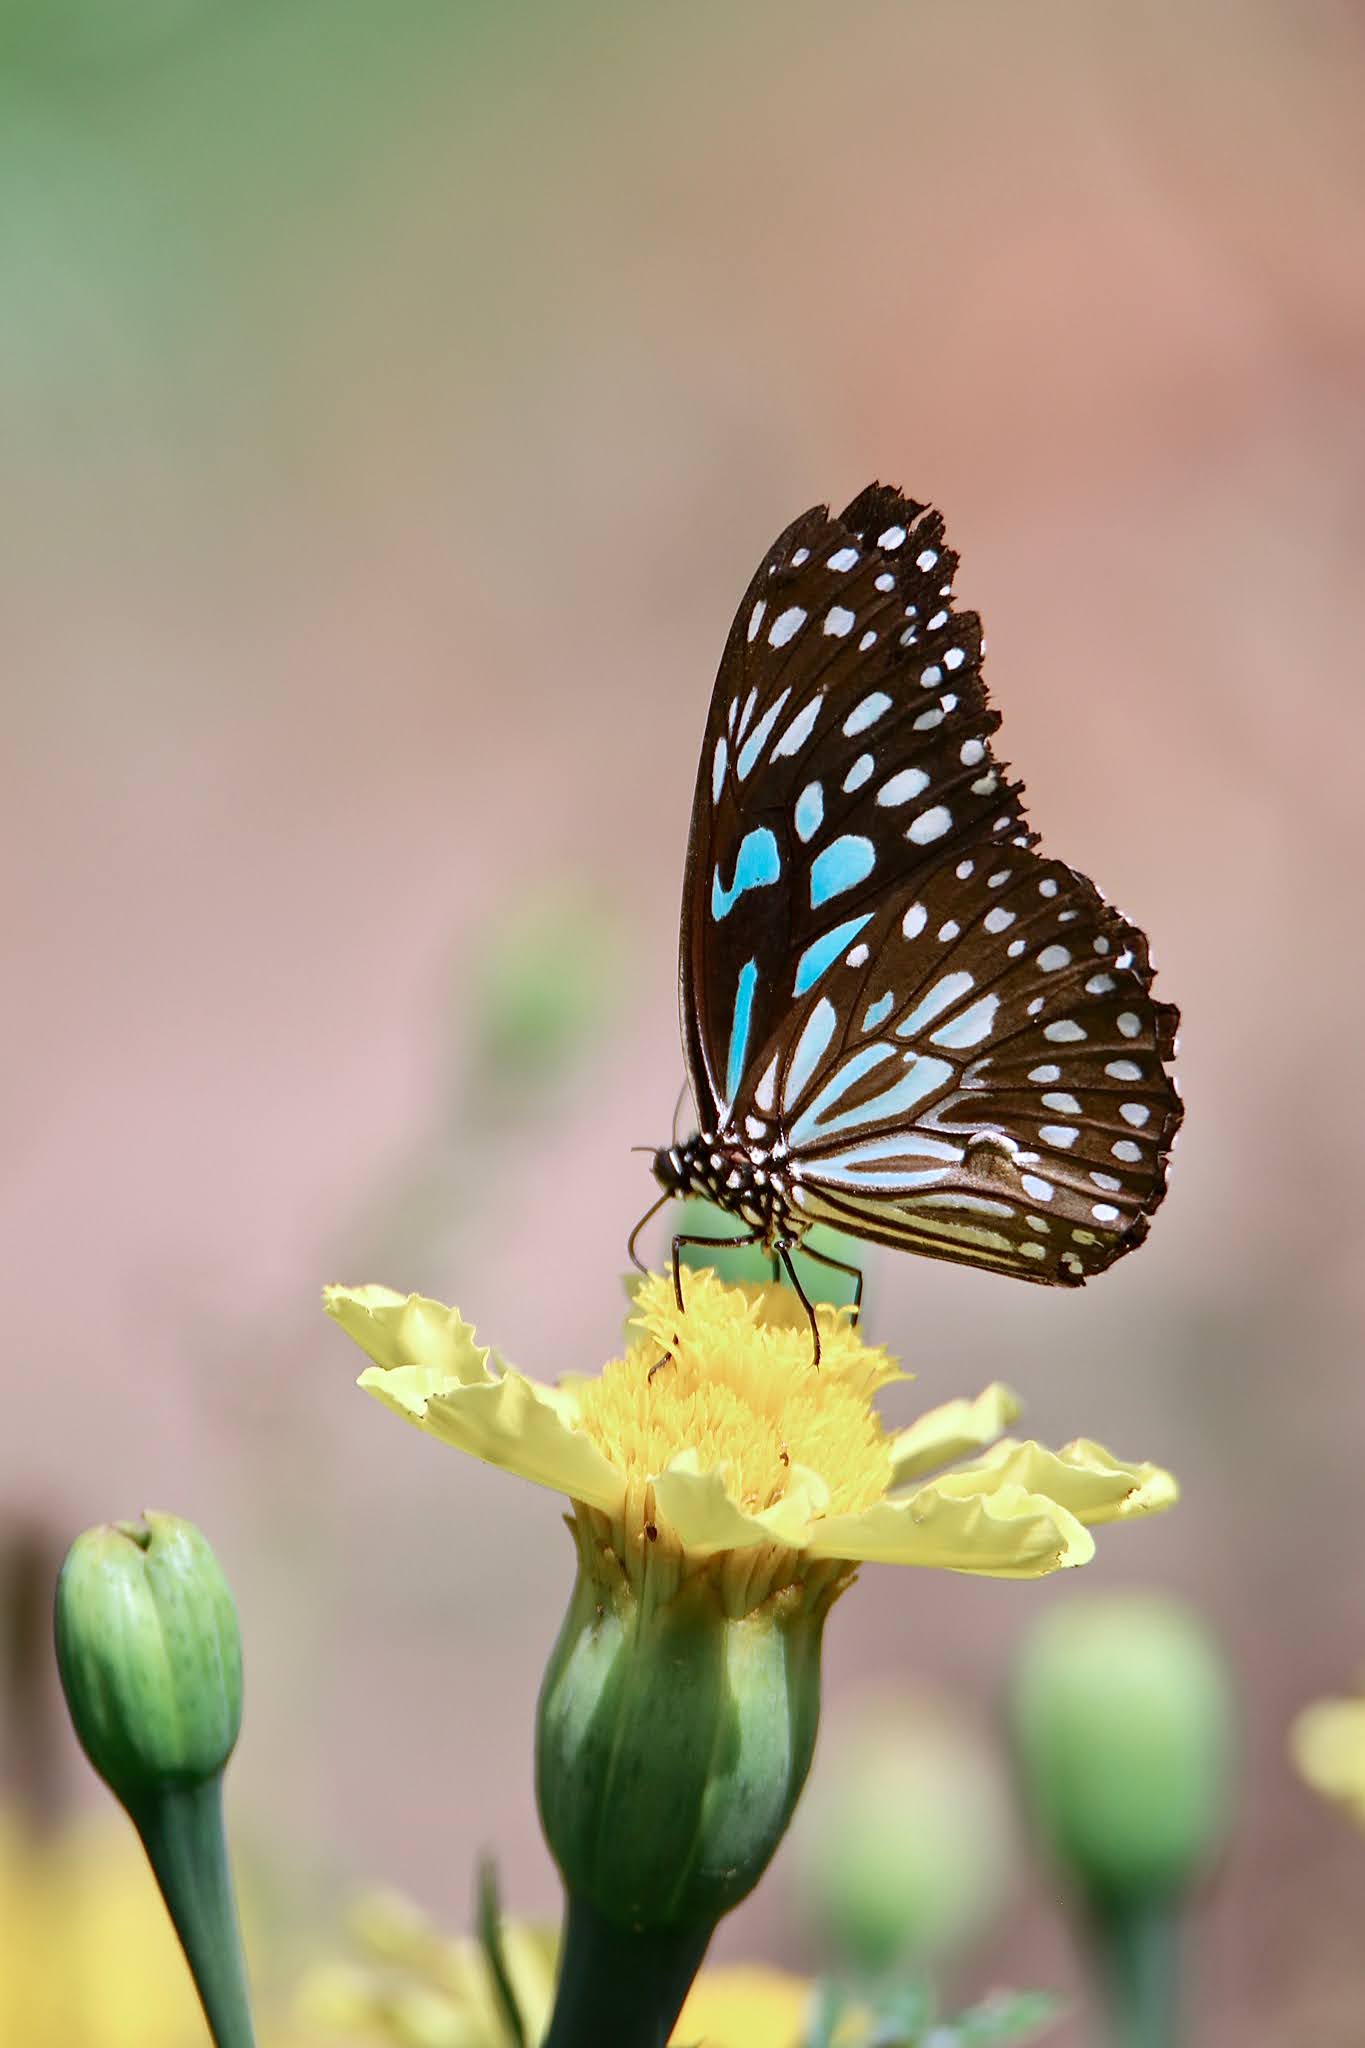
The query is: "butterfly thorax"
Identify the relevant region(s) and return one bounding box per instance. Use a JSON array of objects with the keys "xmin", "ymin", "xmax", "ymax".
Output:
[{"xmin": 651, "ymin": 1131, "xmax": 806, "ymax": 1250}]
